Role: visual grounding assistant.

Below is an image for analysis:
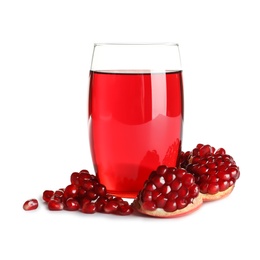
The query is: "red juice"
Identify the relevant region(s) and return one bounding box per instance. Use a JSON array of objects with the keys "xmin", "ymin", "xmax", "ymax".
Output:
[{"xmin": 88, "ymin": 70, "xmax": 184, "ymax": 198}]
